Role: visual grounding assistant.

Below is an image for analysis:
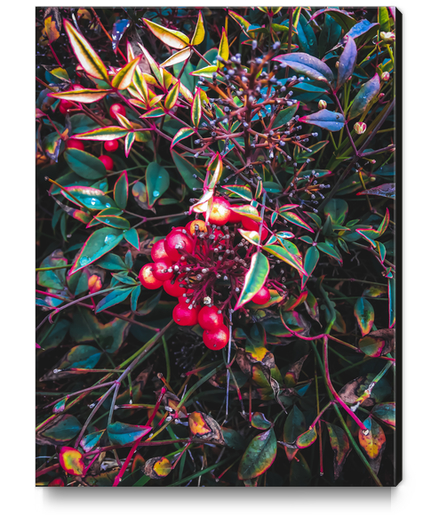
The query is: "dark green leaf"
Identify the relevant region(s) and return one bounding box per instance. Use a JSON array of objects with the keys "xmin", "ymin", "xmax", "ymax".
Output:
[
  {"xmin": 95, "ymin": 287, "xmax": 135, "ymax": 313},
  {"xmin": 237, "ymin": 428, "xmax": 277, "ymax": 480},
  {"xmin": 64, "ymin": 148, "xmax": 106, "ymax": 179},
  {"xmin": 146, "ymin": 162, "xmax": 170, "ymax": 207},
  {"xmin": 349, "ymin": 74, "xmax": 380, "ymax": 120},
  {"xmin": 301, "ymin": 246, "xmax": 319, "ymax": 289},
  {"xmin": 107, "ymin": 422, "xmax": 152, "ymax": 446},
  {"xmin": 171, "ymin": 150, "xmax": 204, "ymax": 190},
  {"xmin": 114, "ymin": 171, "xmax": 128, "ymax": 210}
]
